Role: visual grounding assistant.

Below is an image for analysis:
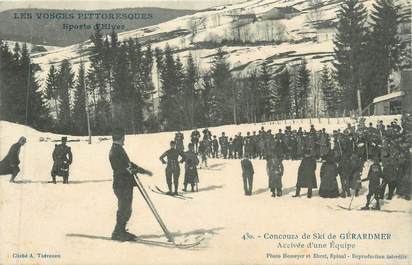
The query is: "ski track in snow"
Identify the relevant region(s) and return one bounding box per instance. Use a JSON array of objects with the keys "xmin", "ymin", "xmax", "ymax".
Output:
[{"xmin": 0, "ymin": 116, "xmax": 411, "ymax": 264}]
